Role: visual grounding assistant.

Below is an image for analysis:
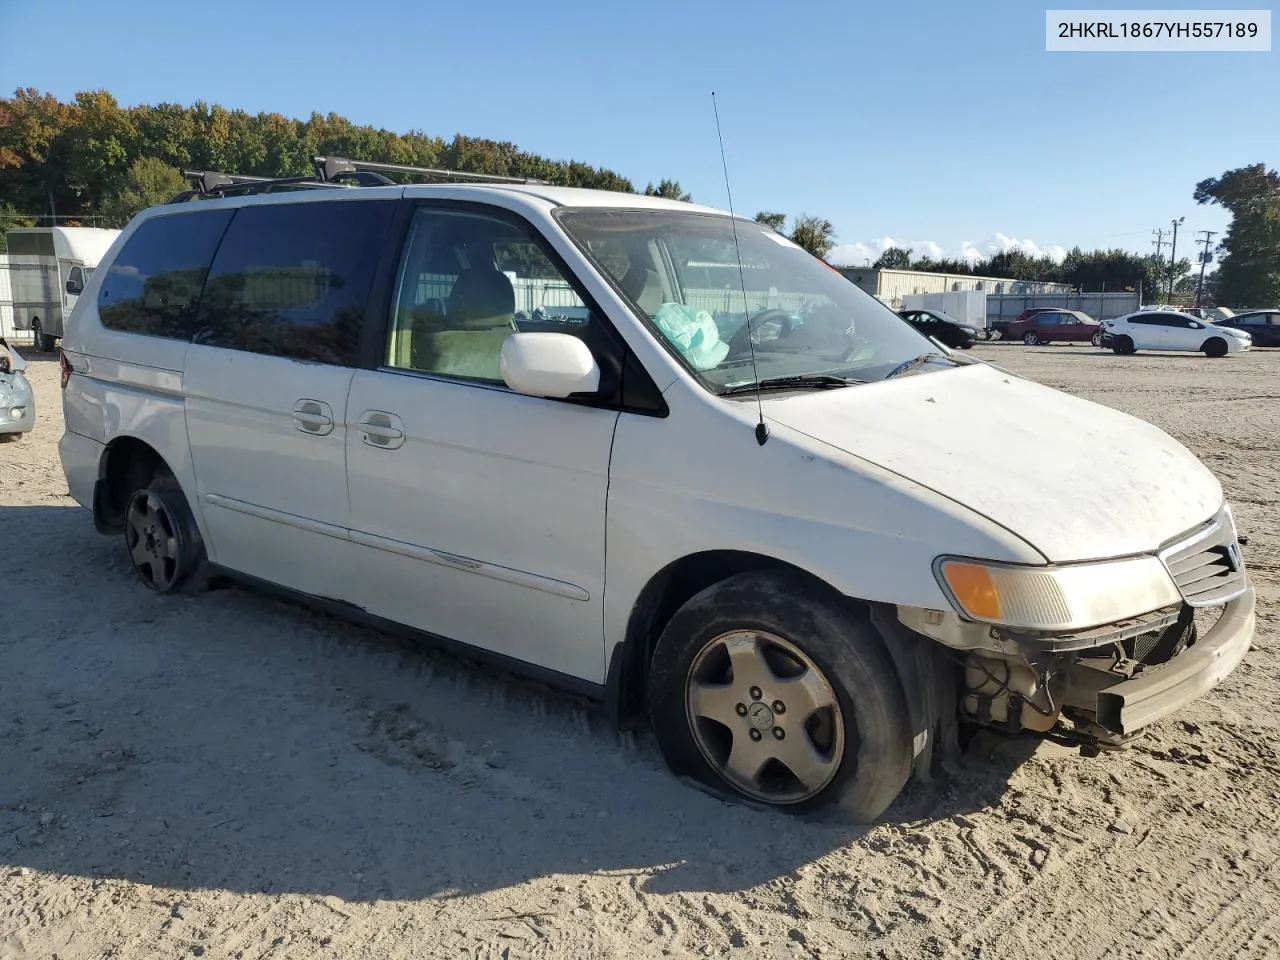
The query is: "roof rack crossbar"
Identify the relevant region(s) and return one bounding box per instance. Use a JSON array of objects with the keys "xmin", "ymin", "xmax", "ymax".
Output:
[
  {"xmin": 313, "ymin": 155, "xmax": 550, "ymax": 185},
  {"xmin": 164, "ymin": 154, "xmax": 554, "ymax": 205}
]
